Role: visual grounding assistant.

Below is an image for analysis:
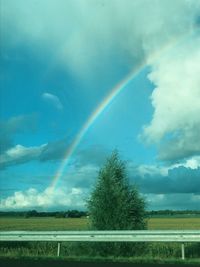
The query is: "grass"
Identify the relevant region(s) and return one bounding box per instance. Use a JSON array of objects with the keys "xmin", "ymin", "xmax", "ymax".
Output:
[
  {"xmin": 0, "ymin": 217, "xmax": 200, "ymax": 263},
  {"xmin": 0, "ymin": 241, "xmax": 200, "ymax": 260}
]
